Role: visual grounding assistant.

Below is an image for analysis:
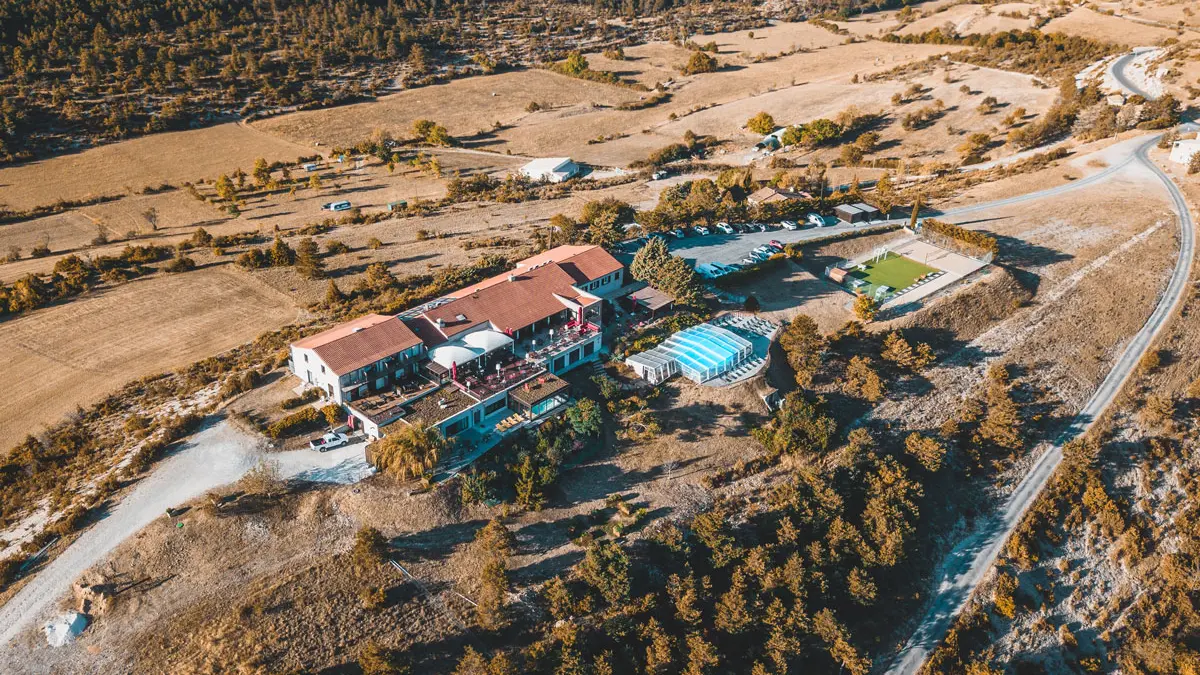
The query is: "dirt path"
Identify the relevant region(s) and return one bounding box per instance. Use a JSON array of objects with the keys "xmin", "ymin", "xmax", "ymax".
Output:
[
  {"xmin": 885, "ymin": 131, "xmax": 1196, "ymax": 674},
  {"xmin": 0, "ymin": 421, "xmax": 368, "ymax": 653}
]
